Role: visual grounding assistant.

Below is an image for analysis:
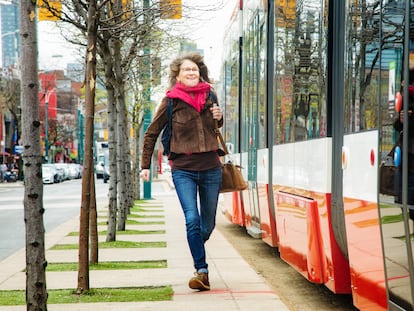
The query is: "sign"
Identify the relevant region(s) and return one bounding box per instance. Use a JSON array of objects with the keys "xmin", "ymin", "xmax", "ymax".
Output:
[
  {"xmin": 160, "ymin": 0, "xmax": 182, "ymax": 19},
  {"xmin": 14, "ymin": 145, "xmax": 24, "ymax": 154},
  {"xmin": 38, "ymin": 0, "xmax": 62, "ymax": 21}
]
